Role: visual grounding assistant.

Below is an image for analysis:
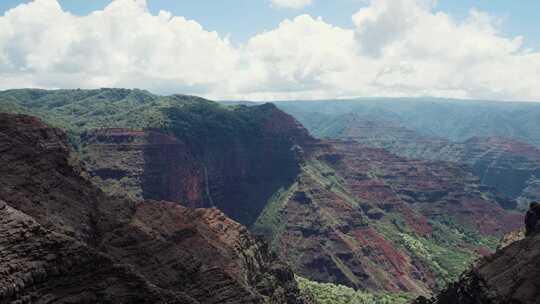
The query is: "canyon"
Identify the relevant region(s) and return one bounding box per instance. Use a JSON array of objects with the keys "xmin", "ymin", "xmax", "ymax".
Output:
[
  {"xmin": 0, "ymin": 89, "xmax": 535, "ymax": 303},
  {"xmin": 414, "ymin": 203, "xmax": 540, "ymax": 304},
  {"xmin": 278, "ymin": 109, "xmax": 540, "ymax": 211},
  {"xmin": 0, "ymin": 113, "xmax": 304, "ymax": 304}
]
